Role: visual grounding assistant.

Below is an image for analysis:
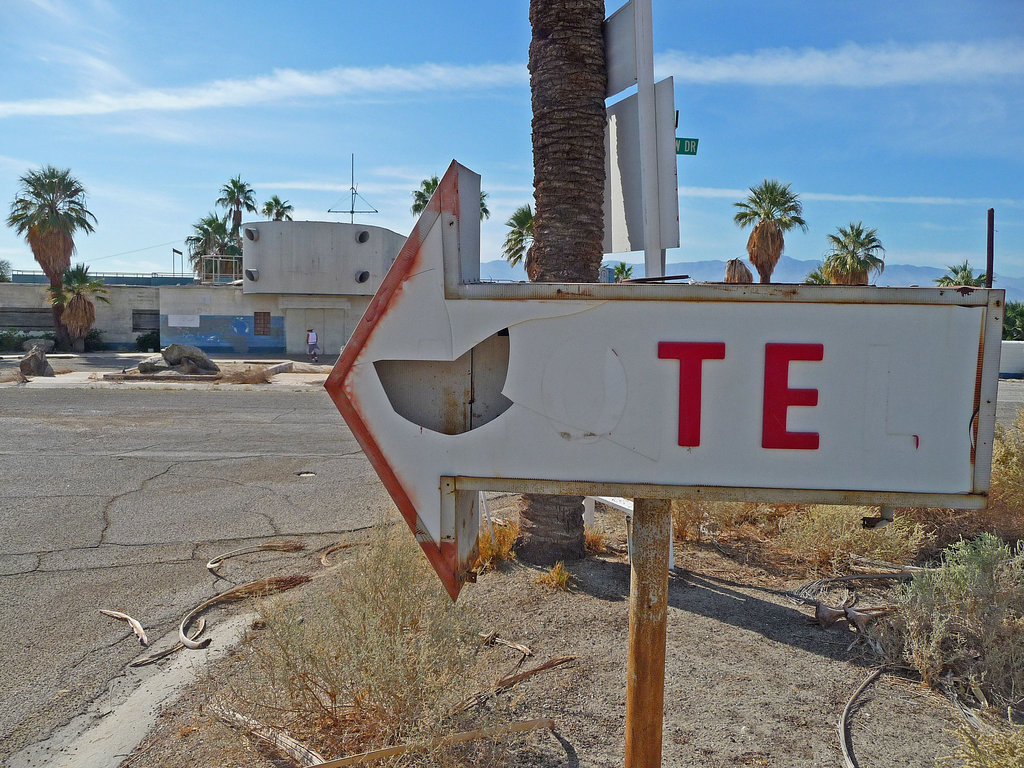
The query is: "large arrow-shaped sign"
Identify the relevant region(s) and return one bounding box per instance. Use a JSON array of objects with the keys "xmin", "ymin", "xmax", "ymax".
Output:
[{"xmin": 326, "ymin": 162, "xmax": 1003, "ymax": 599}]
